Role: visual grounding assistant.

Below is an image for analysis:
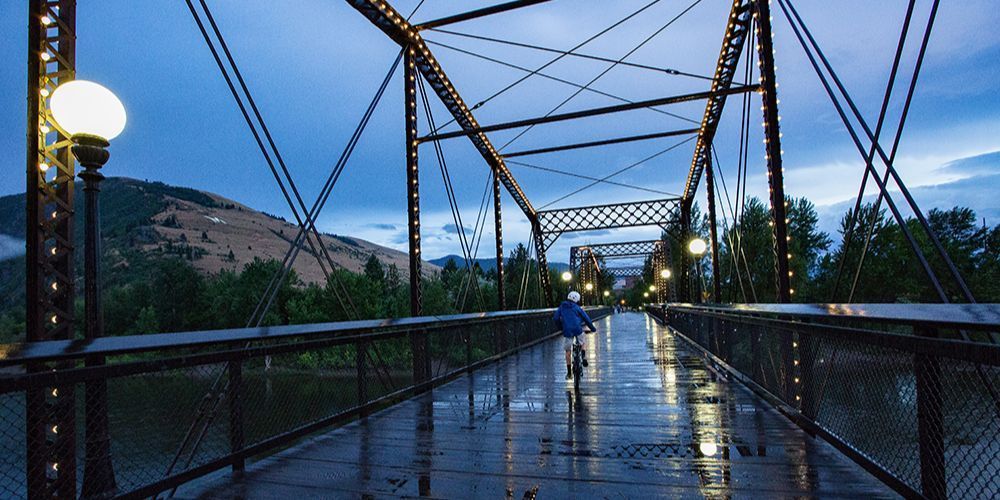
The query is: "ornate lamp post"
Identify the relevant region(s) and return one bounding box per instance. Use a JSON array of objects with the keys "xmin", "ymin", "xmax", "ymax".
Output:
[
  {"xmin": 50, "ymin": 80, "xmax": 126, "ymax": 498},
  {"xmin": 688, "ymin": 238, "xmax": 707, "ymax": 304}
]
